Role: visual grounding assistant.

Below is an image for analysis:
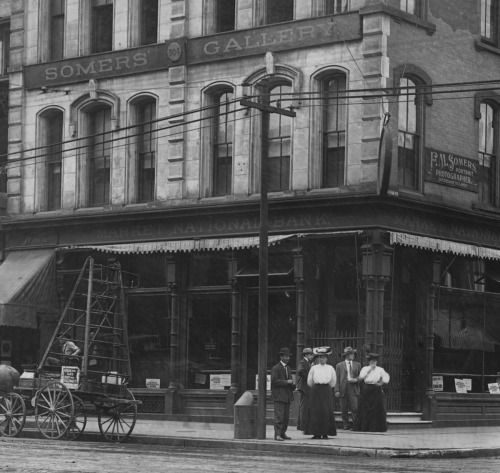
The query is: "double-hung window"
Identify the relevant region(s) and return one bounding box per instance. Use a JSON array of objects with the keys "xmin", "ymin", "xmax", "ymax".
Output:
[
  {"xmin": 322, "ymin": 75, "xmax": 346, "ymax": 188},
  {"xmin": 92, "ymin": 0, "xmax": 113, "ymax": 54},
  {"xmin": 267, "ymin": 83, "xmax": 292, "ymax": 191},
  {"xmin": 400, "ymin": 0, "xmax": 422, "ymax": 16},
  {"xmin": 50, "ymin": 0, "xmax": 65, "ymax": 61},
  {"xmin": 137, "ymin": 100, "xmax": 156, "ymax": 202},
  {"xmin": 140, "ymin": 0, "xmax": 158, "ymax": 45},
  {"xmin": 213, "ymin": 91, "xmax": 234, "ymax": 196},
  {"xmin": 481, "ymin": 0, "xmax": 499, "ymax": 46},
  {"xmin": 88, "ymin": 107, "xmax": 111, "ymax": 207},
  {"xmin": 46, "ymin": 111, "xmax": 64, "ymax": 211},
  {"xmin": 265, "ymin": 0, "xmax": 294, "ymax": 25},
  {"xmin": 398, "ymin": 77, "xmax": 421, "ymax": 189},
  {"xmin": 479, "ymin": 102, "xmax": 498, "ymax": 206},
  {"xmin": 0, "ymin": 22, "xmax": 9, "ymax": 77}
]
